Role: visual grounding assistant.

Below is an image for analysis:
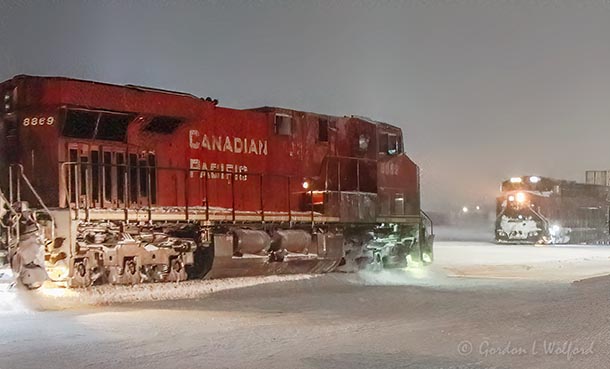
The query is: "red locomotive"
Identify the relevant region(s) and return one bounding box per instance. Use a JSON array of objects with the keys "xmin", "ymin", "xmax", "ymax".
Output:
[{"xmin": 0, "ymin": 75, "xmax": 433, "ymax": 289}]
